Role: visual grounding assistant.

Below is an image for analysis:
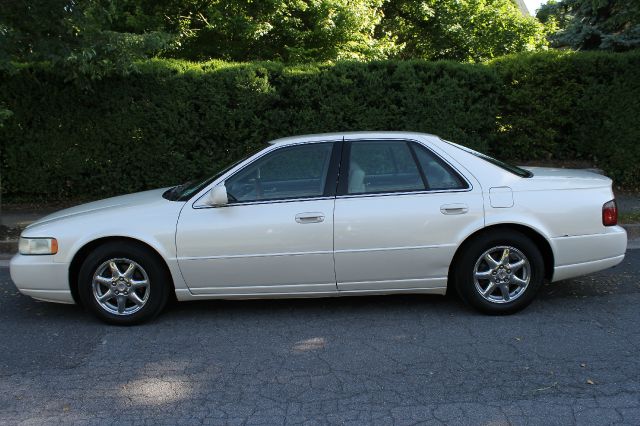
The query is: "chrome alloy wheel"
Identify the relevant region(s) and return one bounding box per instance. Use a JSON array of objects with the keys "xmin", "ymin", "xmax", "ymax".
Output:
[
  {"xmin": 92, "ymin": 258, "xmax": 150, "ymax": 315},
  {"xmin": 473, "ymin": 246, "xmax": 531, "ymax": 304}
]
